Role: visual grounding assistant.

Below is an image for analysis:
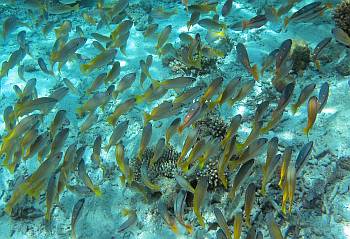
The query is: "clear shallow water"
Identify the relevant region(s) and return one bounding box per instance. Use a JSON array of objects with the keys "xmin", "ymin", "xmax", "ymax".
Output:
[{"xmin": 0, "ymin": 0, "xmax": 349, "ymax": 238}]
